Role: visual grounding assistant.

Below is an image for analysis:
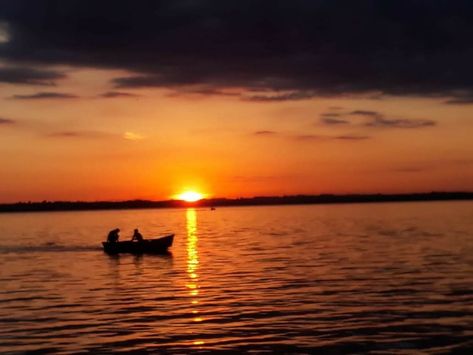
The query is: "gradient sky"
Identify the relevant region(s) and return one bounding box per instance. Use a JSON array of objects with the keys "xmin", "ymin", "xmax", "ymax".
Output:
[{"xmin": 1, "ymin": 1, "xmax": 472, "ymax": 202}]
